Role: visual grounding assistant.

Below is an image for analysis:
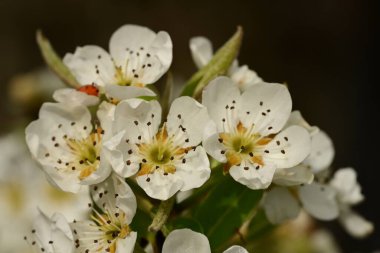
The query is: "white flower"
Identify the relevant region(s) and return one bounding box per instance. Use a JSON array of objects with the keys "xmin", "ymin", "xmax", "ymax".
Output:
[
  {"xmin": 190, "ymin": 37, "xmax": 262, "ymax": 90},
  {"xmin": 71, "ymin": 174, "xmax": 137, "ymax": 253},
  {"xmin": 263, "ymin": 130, "xmax": 337, "ymax": 223},
  {"xmin": 202, "ymin": 77, "xmax": 311, "ymax": 190},
  {"xmin": 24, "ymin": 209, "xmax": 74, "ymax": 253},
  {"xmin": 162, "ymin": 229, "xmax": 248, "ymax": 253},
  {"xmin": 330, "ymin": 168, "xmax": 374, "ymax": 238},
  {"xmin": 63, "ymin": 24, "xmax": 172, "ymax": 101},
  {"xmin": 25, "ymin": 102, "xmax": 112, "ymax": 193},
  {"xmin": 105, "ymin": 96, "xmax": 211, "ymax": 200}
]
